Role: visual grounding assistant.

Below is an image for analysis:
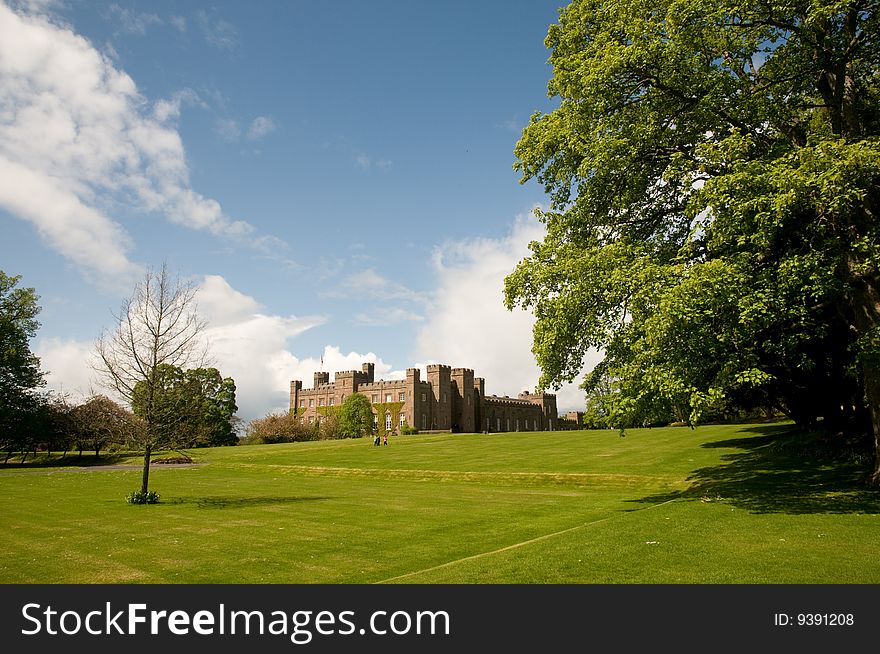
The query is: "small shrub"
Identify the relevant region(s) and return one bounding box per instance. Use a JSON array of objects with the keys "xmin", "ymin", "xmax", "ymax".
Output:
[
  {"xmin": 400, "ymin": 424, "xmax": 419, "ymax": 435},
  {"xmin": 126, "ymin": 490, "xmax": 160, "ymax": 504},
  {"xmin": 153, "ymin": 454, "xmax": 193, "ymax": 464}
]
